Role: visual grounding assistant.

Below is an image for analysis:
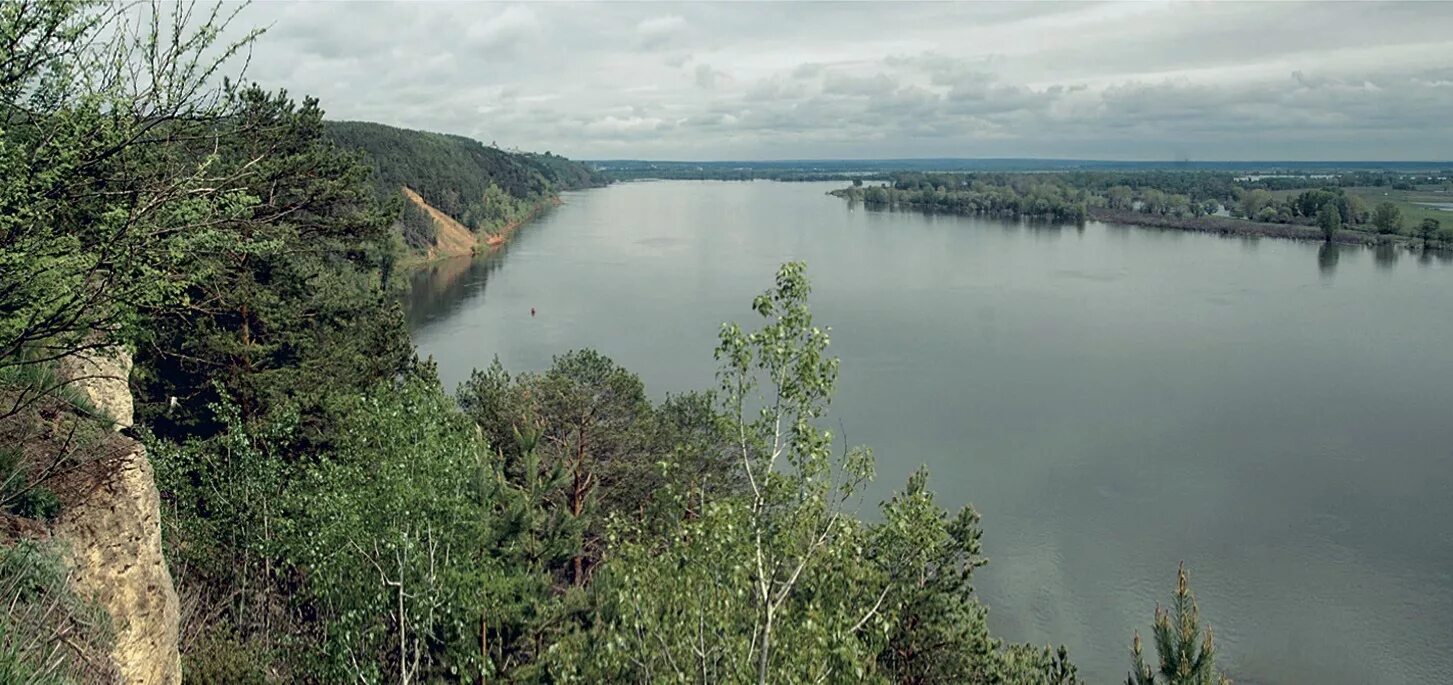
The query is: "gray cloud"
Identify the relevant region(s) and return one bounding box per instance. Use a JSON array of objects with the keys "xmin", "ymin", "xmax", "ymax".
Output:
[
  {"xmin": 693, "ymin": 63, "xmax": 728, "ymax": 90},
  {"xmin": 636, "ymin": 14, "xmax": 687, "ymax": 51},
  {"xmin": 221, "ymin": 1, "xmax": 1453, "ymax": 160}
]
